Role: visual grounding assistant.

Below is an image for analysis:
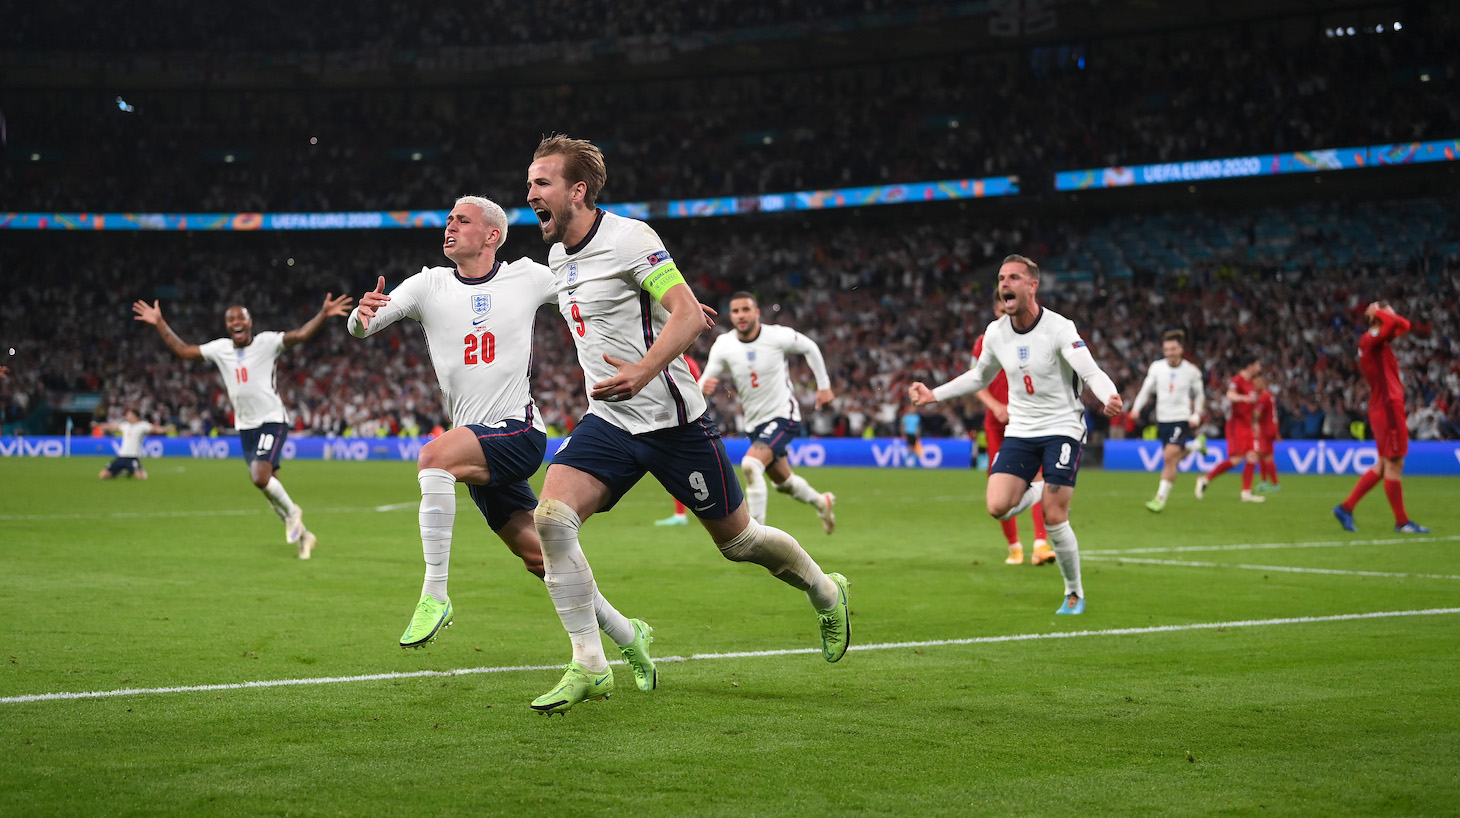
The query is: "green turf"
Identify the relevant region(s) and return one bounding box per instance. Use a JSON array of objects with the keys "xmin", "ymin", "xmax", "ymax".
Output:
[{"xmin": 2, "ymin": 457, "xmax": 1457, "ymax": 816}]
